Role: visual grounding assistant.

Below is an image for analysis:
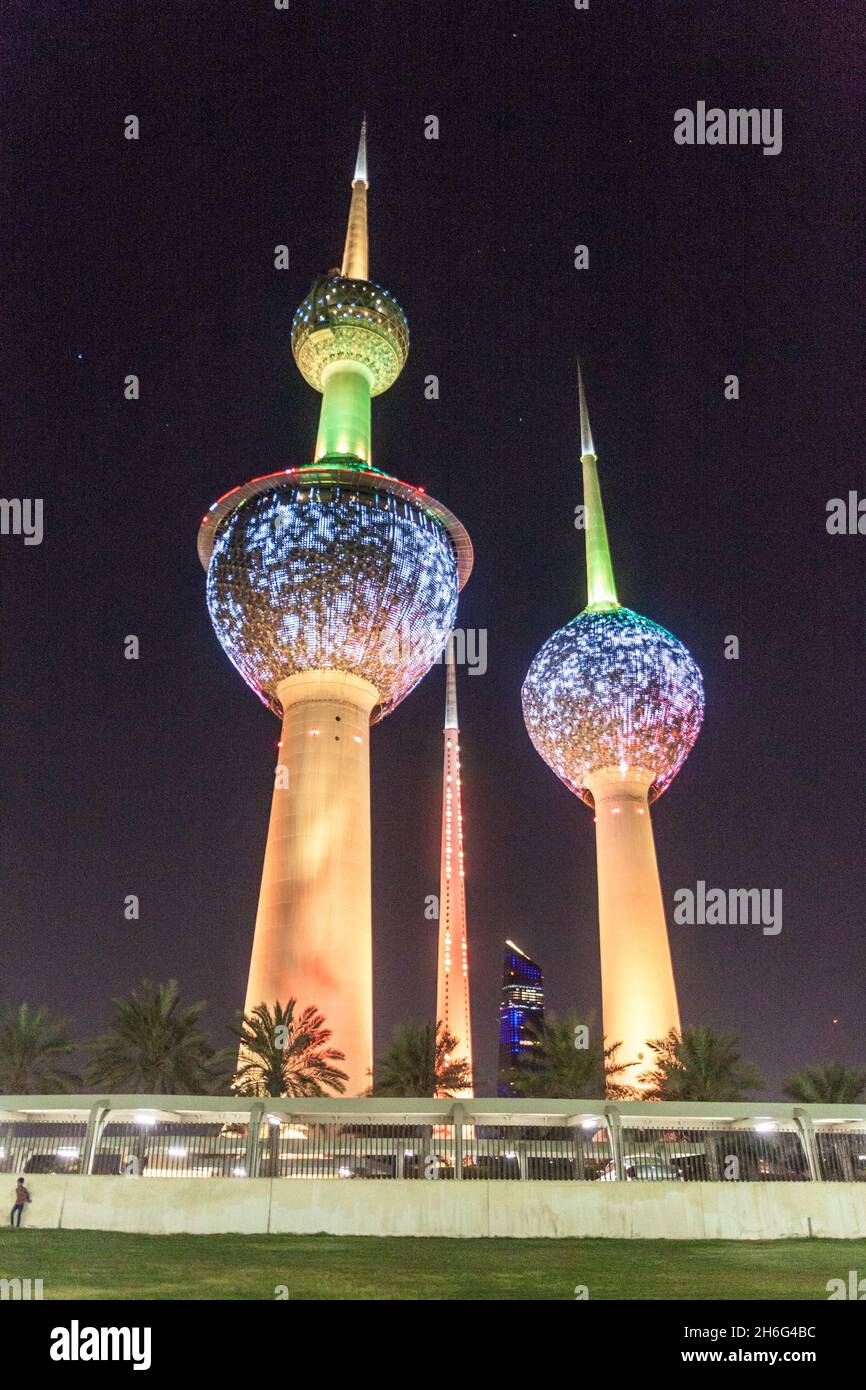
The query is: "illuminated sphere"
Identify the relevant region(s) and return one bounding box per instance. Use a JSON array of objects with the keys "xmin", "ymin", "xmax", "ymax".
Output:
[
  {"xmin": 291, "ymin": 274, "xmax": 409, "ymax": 395},
  {"xmin": 205, "ymin": 475, "xmax": 459, "ymax": 722},
  {"xmin": 522, "ymin": 606, "xmax": 704, "ymax": 803}
]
